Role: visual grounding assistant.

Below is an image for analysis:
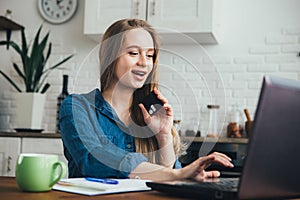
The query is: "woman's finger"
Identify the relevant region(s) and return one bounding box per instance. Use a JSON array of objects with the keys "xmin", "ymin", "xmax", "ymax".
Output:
[
  {"xmin": 205, "ymin": 170, "xmax": 221, "ymax": 178},
  {"xmin": 210, "ymin": 152, "xmax": 232, "ymax": 161},
  {"xmin": 207, "ymin": 153, "xmax": 234, "ymax": 168},
  {"xmin": 162, "ymin": 104, "xmax": 173, "ymax": 116},
  {"xmin": 139, "ymin": 103, "xmax": 151, "ymax": 124},
  {"xmin": 153, "ymin": 88, "xmax": 168, "ymax": 104}
]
